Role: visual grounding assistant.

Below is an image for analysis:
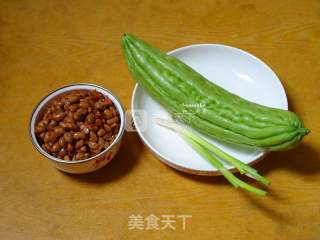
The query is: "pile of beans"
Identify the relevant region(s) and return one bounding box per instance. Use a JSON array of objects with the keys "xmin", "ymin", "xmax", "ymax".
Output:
[{"xmin": 35, "ymin": 90, "xmax": 120, "ymax": 160}]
